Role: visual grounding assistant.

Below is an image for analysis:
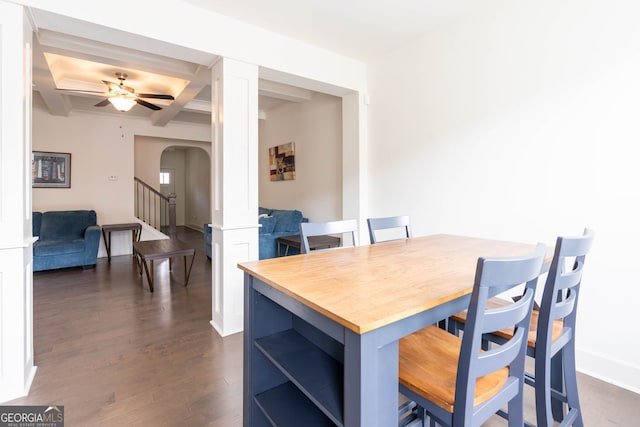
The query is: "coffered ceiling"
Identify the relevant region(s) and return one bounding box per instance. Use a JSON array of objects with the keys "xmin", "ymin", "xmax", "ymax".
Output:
[{"xmin": 32, "ymin": 28, "xmax": 313, "ymax": 127}]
